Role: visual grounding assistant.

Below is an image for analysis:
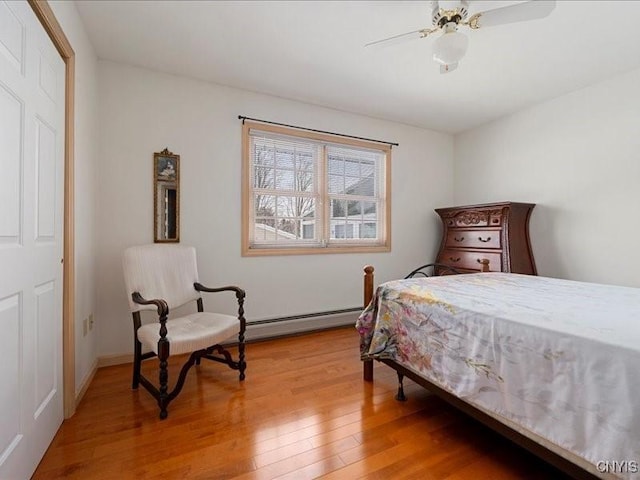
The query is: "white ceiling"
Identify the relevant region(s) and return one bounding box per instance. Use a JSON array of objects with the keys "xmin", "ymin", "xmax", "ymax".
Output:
[{"xmin": 75, "ymin": 0, "xmax": 640, "ymax": 134}]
